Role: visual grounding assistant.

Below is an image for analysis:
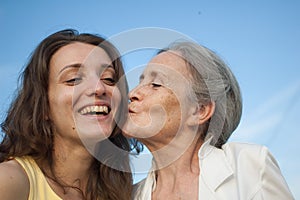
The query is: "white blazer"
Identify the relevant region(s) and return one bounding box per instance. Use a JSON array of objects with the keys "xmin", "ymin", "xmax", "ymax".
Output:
[{"xmin": 133, "ymin": 139, "xmax": 294, "ymax": 200}]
